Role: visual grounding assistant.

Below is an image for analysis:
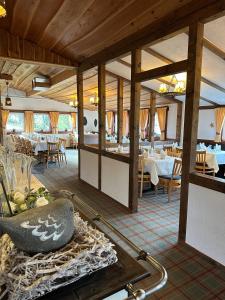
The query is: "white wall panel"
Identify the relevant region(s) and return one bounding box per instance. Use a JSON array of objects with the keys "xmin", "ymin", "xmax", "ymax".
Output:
[
  {"xmin": 186, "ymin": 184, "xmax": 225, "ymax": 266},
  {"xmin": 167, "ymin": 104, "xmax": 177, "ymax": 139},
  {"xmin": 198, "ymin": 109, "xmax": 215, "ymax": 140},
  {"xmin": 101, "ymin": 157, "xmax": 129, "ymax": 207},
  {"xmin": 80, "ymin": 150, "xmax": 98, "ymax": 188}
]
